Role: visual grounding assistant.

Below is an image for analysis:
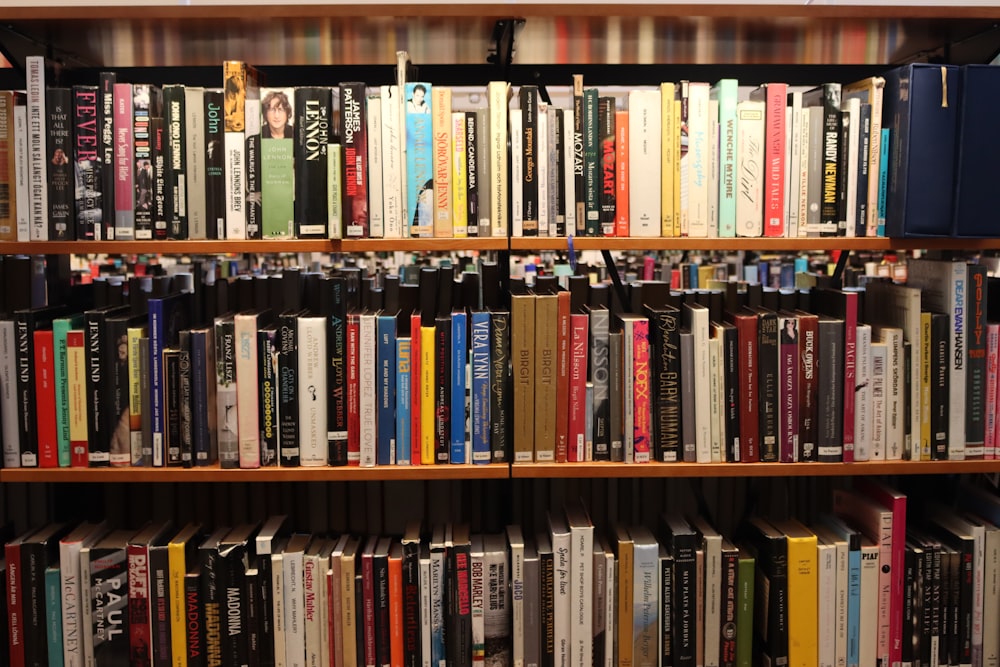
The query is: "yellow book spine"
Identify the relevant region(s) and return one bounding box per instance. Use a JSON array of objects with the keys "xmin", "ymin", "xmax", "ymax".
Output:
[
  {"xmin": 660, "ymin": 82, "xmax": 675, "ymax": 237},
  {"xmin": 67, "ymin": 335, "xmax": 88, "ymax": 450},
  {"xmin": 672, "ymin": 97, "xmax": 682, "ymax": 237},
  {"xmin": 420, "ymin": 325, "xmax": 436, "ymax": 464},
  {"xmin": 451, "ymin": 111, "xmax": 468, "ymax": 238},
  {"xmin": 432, "ymin": 86, "xmax": 453, "ymax": 238},
  {"xmin": 617, "ymin": 539, "xmax": 634, "ymax": 667},
  {"xmin": 128, "ymin": 326, "xmax": 145, "ymax": 463},
  {"xmin": 920, "ymin": 311, "xmax": 932, "ymax": 461},
  {"xmin": 168, "ymin": 542, "xmax": 187, "ymax": 667},
  {"xmin": 787, "ymin": 533, "xmax": 819, "ymax": 667}
]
